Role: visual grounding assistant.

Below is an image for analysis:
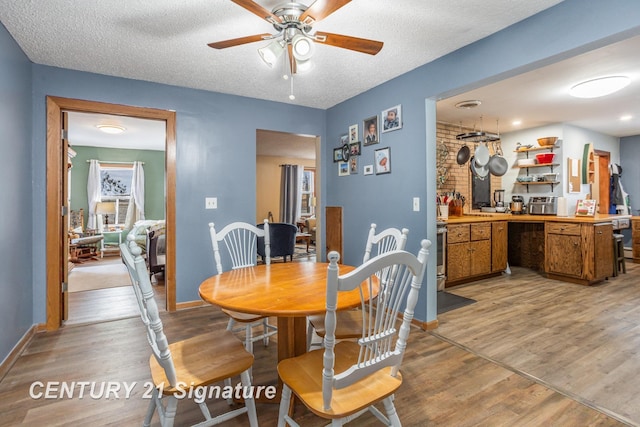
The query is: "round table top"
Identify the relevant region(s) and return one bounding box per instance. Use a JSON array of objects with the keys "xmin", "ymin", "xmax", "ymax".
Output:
[{"xmin": 199, "ymin": 262, "xmax": 375, "ymax": 317}]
